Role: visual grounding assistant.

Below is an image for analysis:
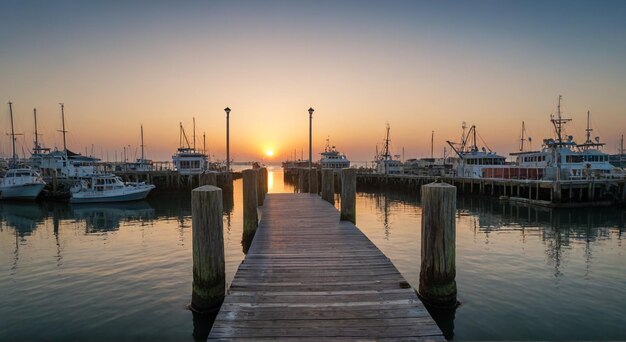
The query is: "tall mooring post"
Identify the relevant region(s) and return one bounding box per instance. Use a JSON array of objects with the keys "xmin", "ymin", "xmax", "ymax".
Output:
[
  {"xmin": 257, "ymin": 167, "xmax": 266, "ymax": 206},
  {"xmin": 191, "ymin": 185, "xmax": 225, "ymax": 313},
  {"xmin": 419, "ymin": 182, "xmax": 457, "ymax": 307},
  {"xmin": 340, "ymin": 168, "xmax": 356, "ymax": 223},
  {"xmin": 321, "ymin": 168, "xmax": 335, "ymax": 204},
  {"xmin": 243, "ymin": 169, "xmax": 259, "ymax": 239}
]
